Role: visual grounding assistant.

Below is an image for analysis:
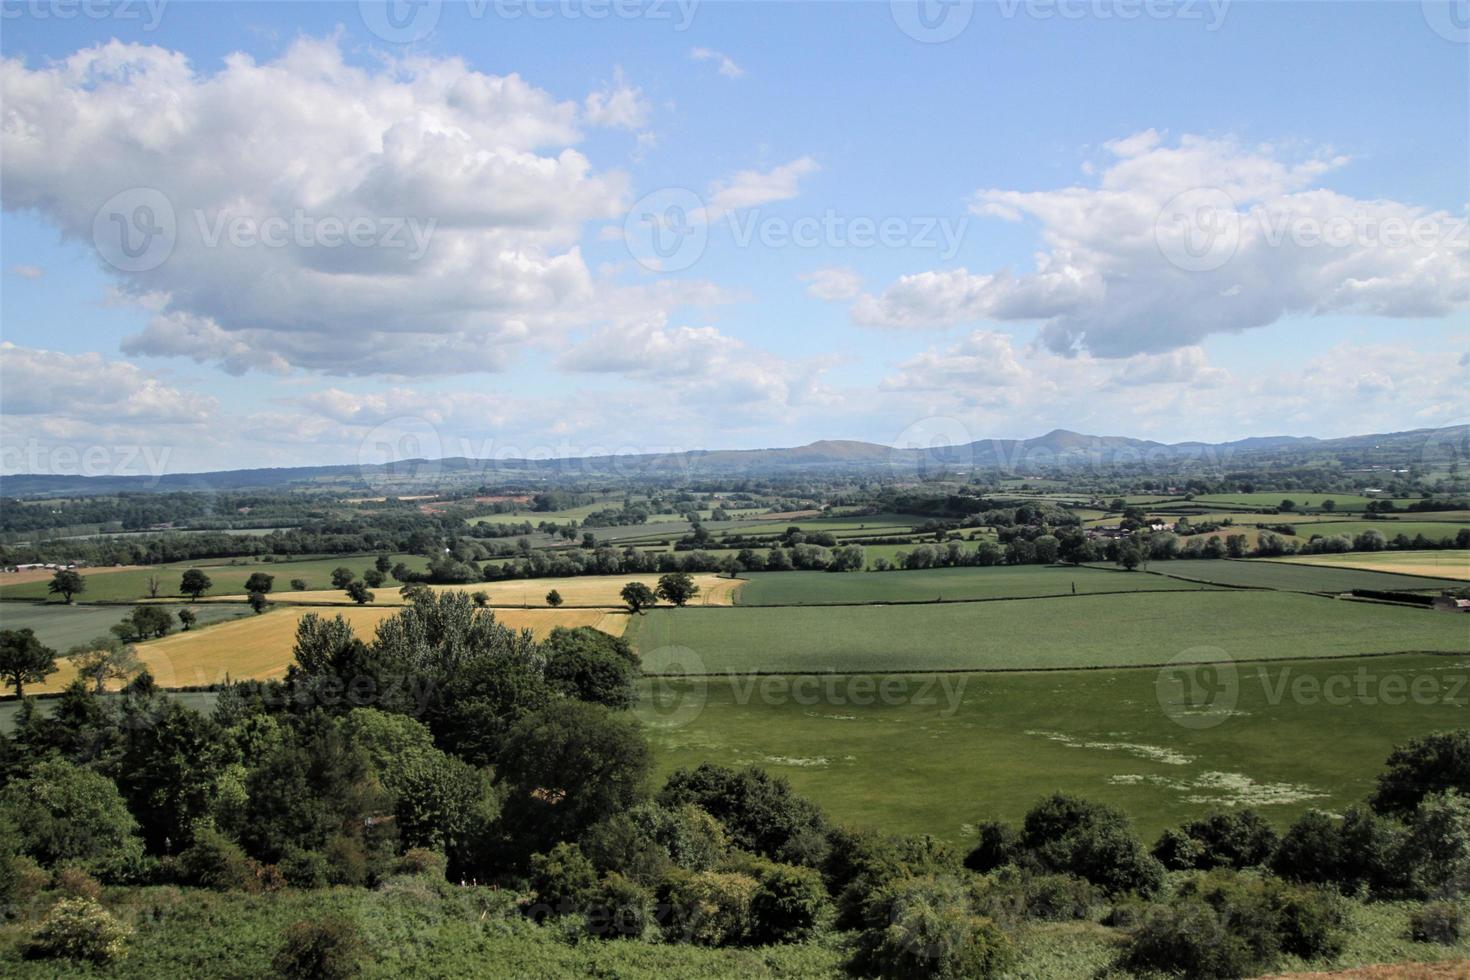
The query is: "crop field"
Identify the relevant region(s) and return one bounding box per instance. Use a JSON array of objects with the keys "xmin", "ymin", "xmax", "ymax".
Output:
[
  {"xmin": 0, "ymin": 554, "xmax": 431, "ymax": 602},
  {"xmin": 628, "ymin": 591, "xmax": 1470, "ymax": 675},
  {"xmin": 30, "ymin": 604, "xmax": 630, "ymax": 695},
  {"xmin": 637, "ymin": 652, "xmax": 1469, "ymax": 841},
  {"xmin": 1277, "ymin": 550, "xmax": 1470, "ymax": 581},
  {"xmin": 0, "ymin": 601, "xmax": 250, "ymax": 652},
  {"xmin": 1287, "ymin": 520, "xmax": 1470, "ymax": 543},
  {"xmin": 1189, "ymin": 492, "xmax": 1388, "ymax": 510},
  {"xmin": 734, "ymin": 565, "xmax": 1219, "ymax": 605},
  {"xmin": 256, "ymin": 573, "xmax": 741, "ymax": 608},
  {"xmin": 1145, "ymin": 559, "xmax": 1460, "ymax": 593}
]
